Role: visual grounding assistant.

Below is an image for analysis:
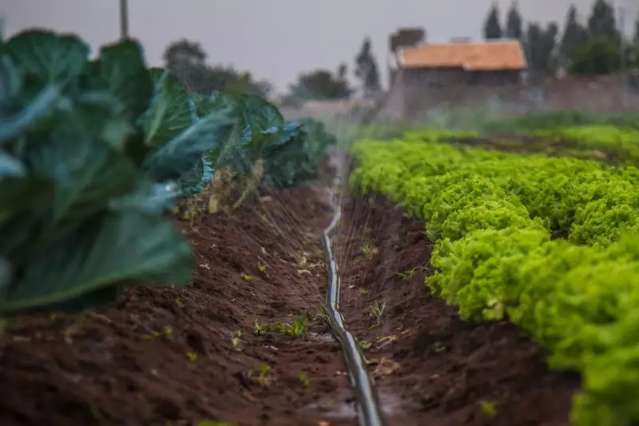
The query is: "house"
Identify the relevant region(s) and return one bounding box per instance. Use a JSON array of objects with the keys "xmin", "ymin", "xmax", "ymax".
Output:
[{"xmin": 384, "ymin": 39, "xmax": 528, "ymax": 117}]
